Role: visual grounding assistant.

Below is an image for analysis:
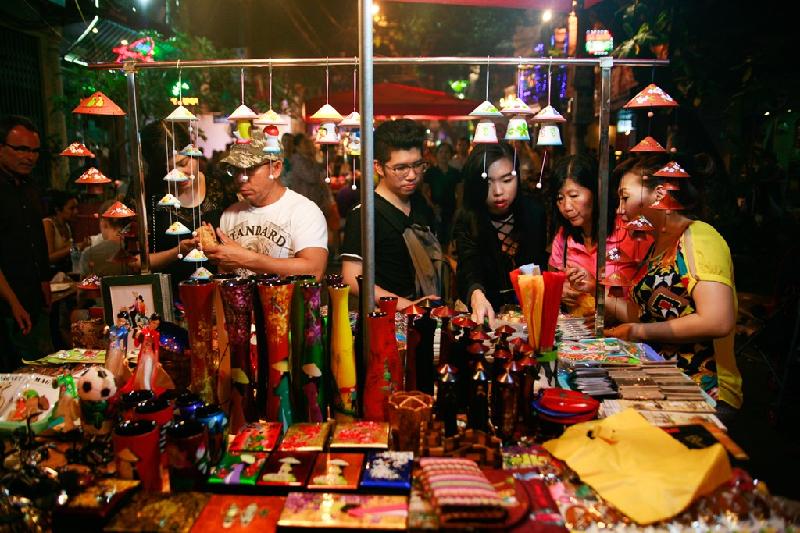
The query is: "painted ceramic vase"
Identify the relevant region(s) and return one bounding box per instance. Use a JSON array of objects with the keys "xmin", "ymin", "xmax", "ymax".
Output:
[
  {"xmin": 363, "ymin": 311, "xmax": 402, "ymax": 421},
  {"xmin": 328, "ymin": 283, "xmax": 356, "ymax": 420},
  {"xmin": 218, "ymin": 278, "xmax": 255, "ymax": 433},
  {"xmin": 301, "ymin": 282, "xmax": 325, "ymax": 422},
  {"xmin": 256, "ymin": 278, "xmax": 294, "ymax": 427},
  {"xmin": 179, "ymin": 279, "xmax": 217, "ymax": 404}
]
